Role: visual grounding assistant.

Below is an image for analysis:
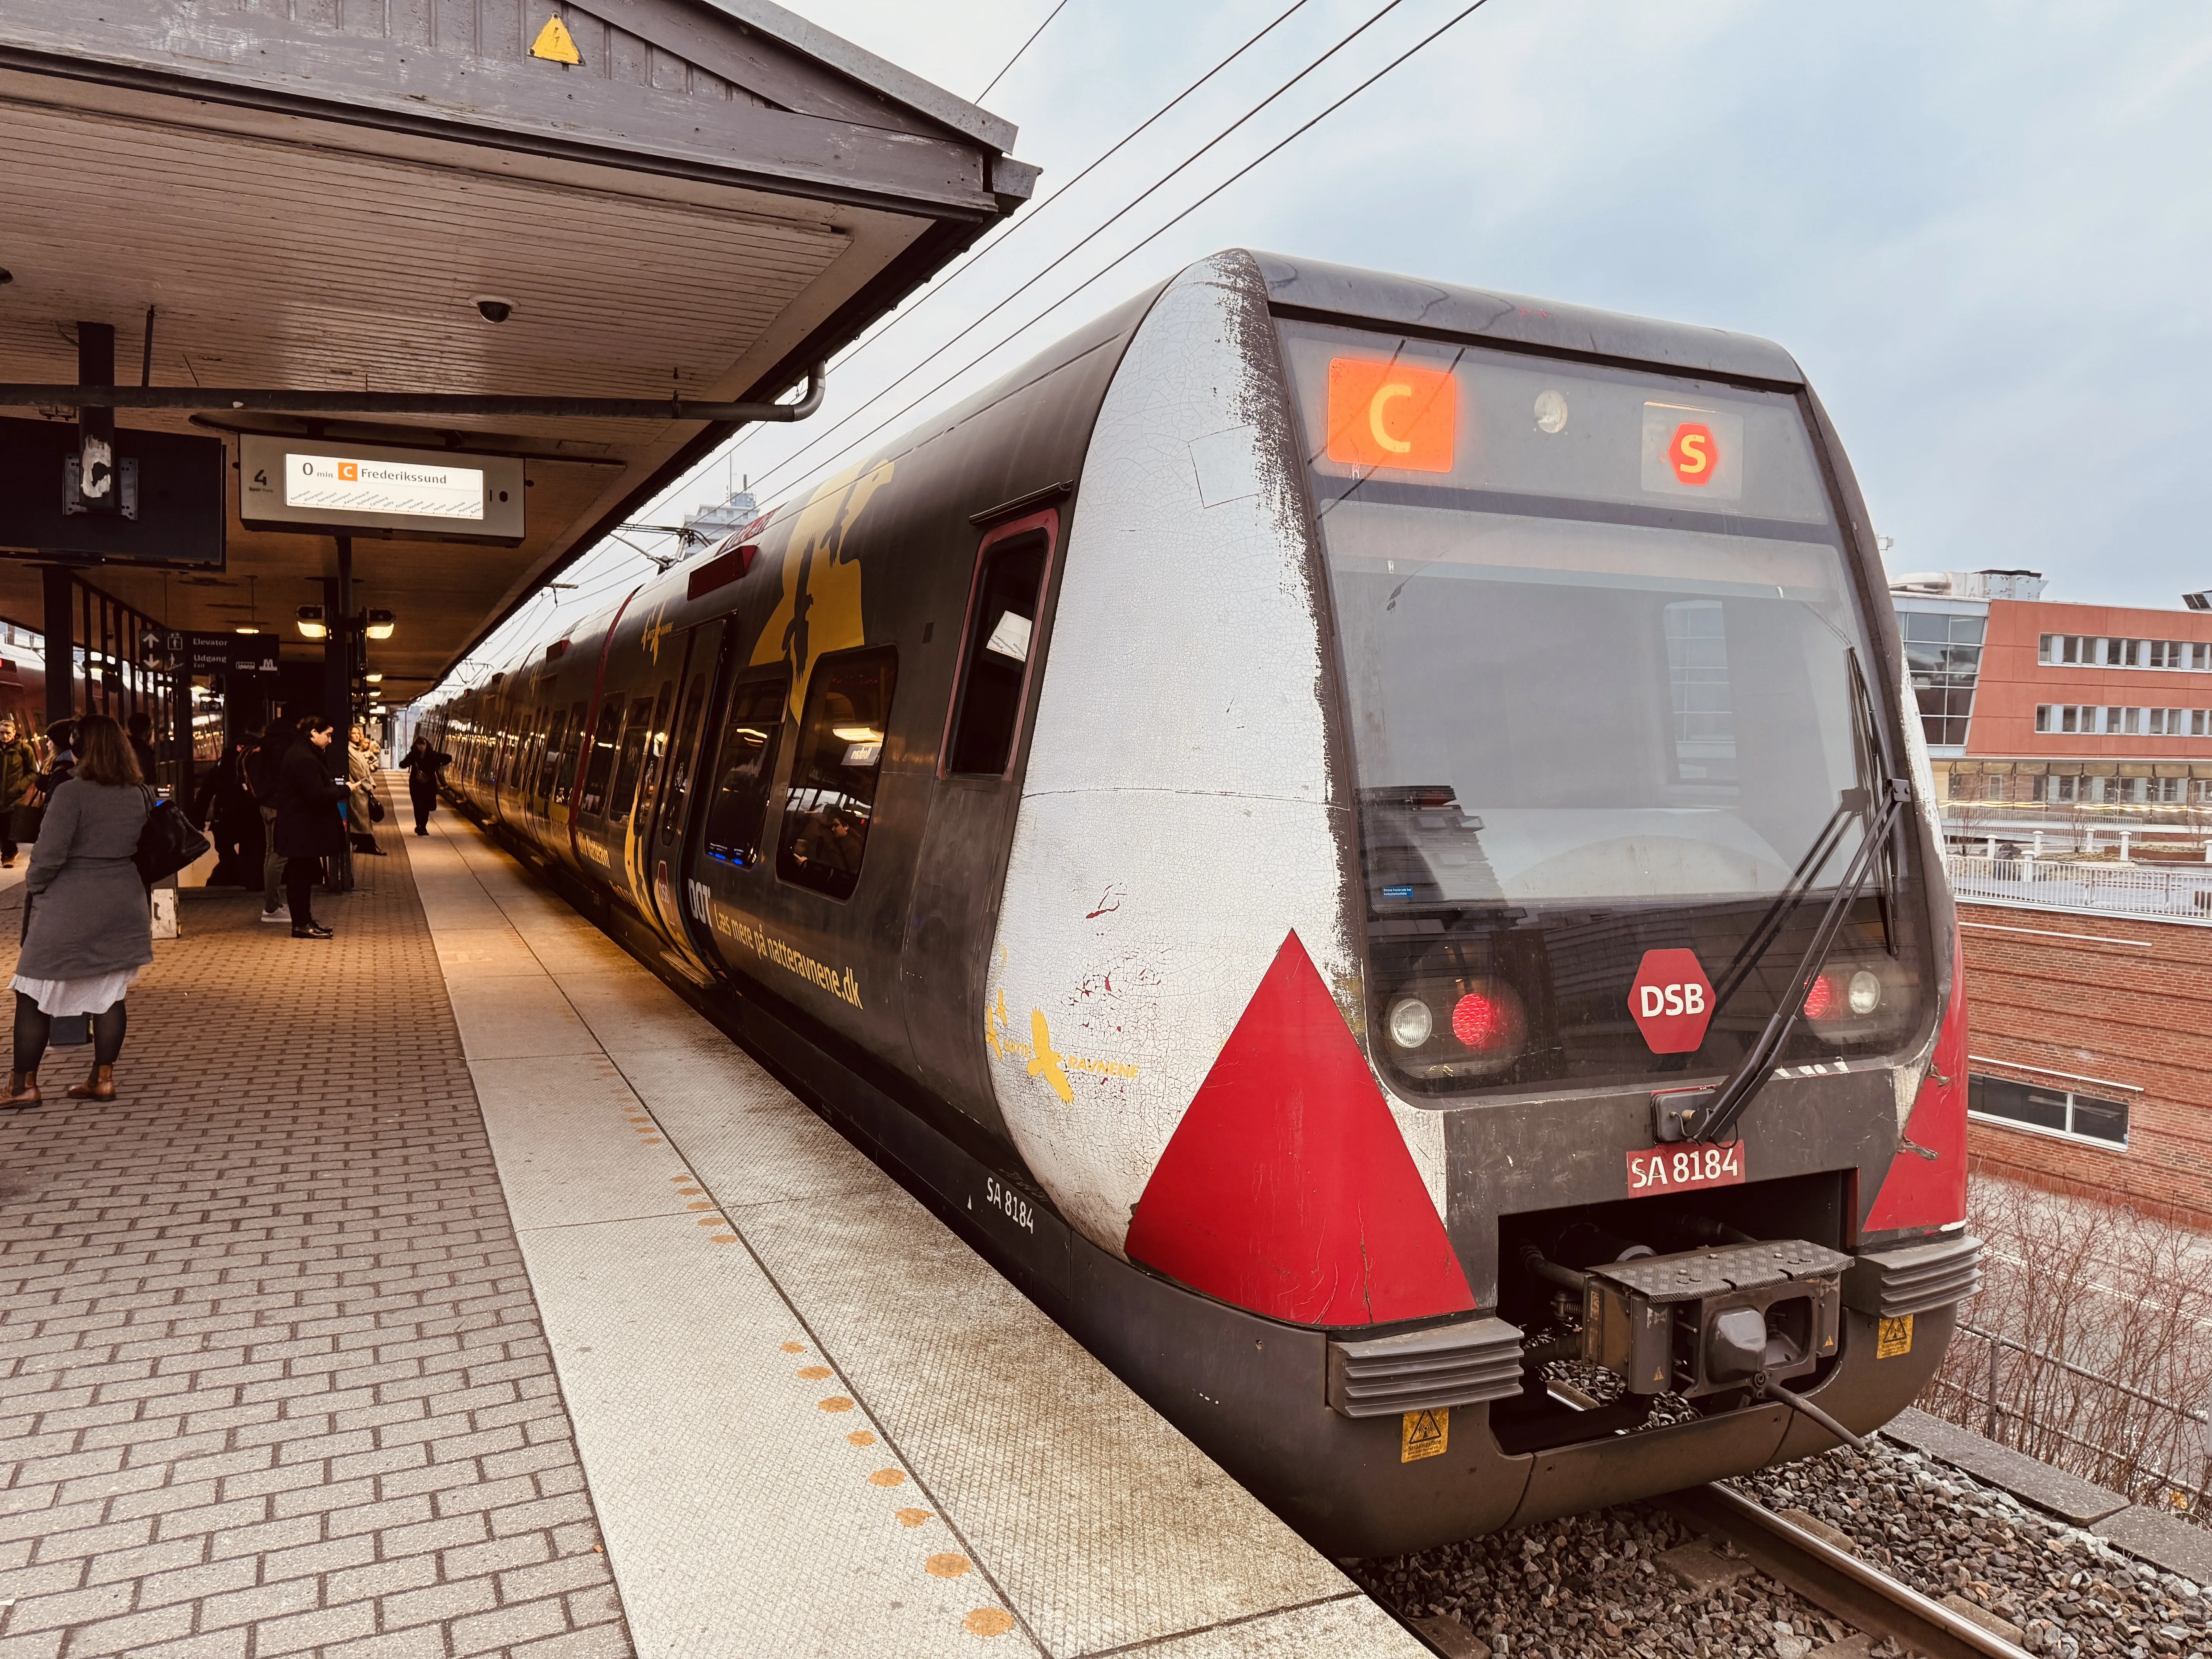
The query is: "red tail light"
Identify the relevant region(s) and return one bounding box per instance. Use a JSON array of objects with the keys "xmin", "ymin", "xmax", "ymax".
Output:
[
  {"xmin": 1802, "ymin": 973, "xmax": 1838, "ymax": 1020},
  {"xmin": 1451, "ymin": 987, "xmax": 1522, "ymax": 1050}
]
